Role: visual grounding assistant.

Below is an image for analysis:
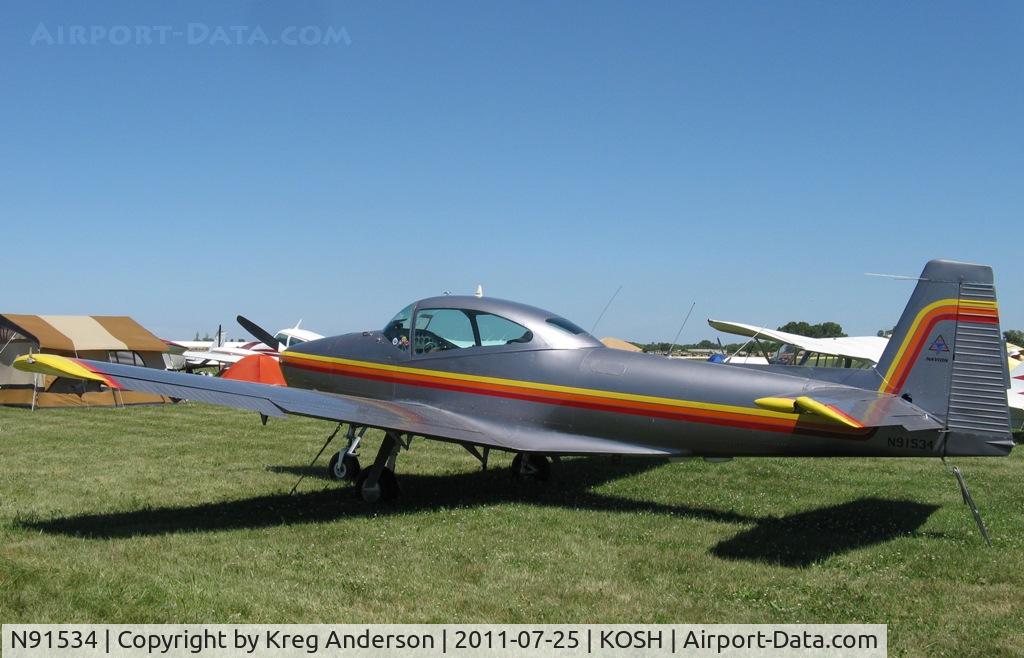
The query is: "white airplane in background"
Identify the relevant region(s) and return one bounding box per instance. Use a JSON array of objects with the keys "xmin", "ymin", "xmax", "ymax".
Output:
[
  {"xmin": 707, "ymin": 319, "xmax": 888, "ymax": 367},
  {"xmin": 172, "ymin": 285, "xmax": 483, "ymax": 372},
  {"xmin": 167, "ymin": 321, "xmax": 323, "ymax": 371},
  {"xmin": 710, "ymin": 319, "xmax": 1024, "ymax": 433},
  {"xmin": 1007, "ymin": 348, "xmax": 1024, "ymax": 433}
]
